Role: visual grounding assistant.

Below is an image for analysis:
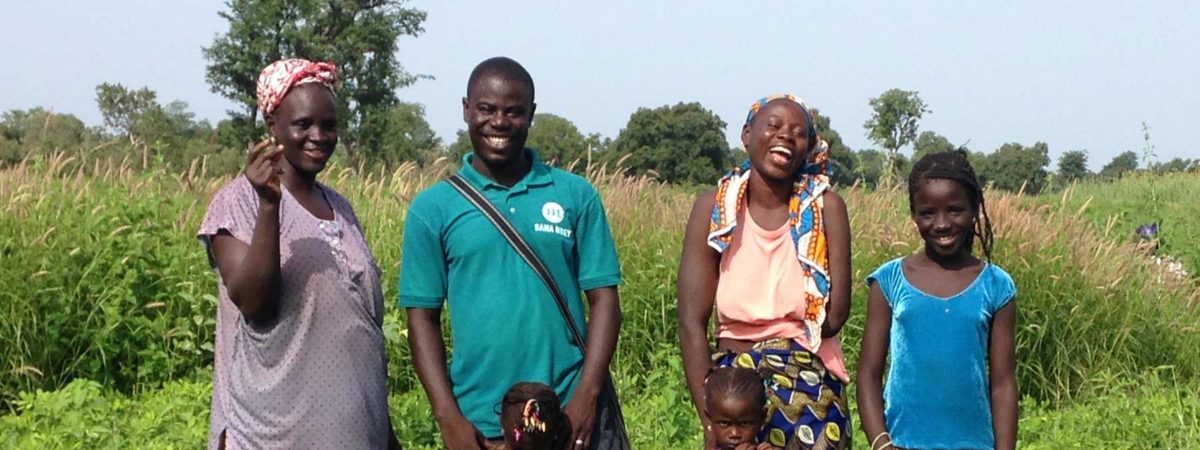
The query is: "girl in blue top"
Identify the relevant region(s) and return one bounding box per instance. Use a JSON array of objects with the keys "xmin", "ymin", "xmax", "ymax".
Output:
[{"xmin": 857, "ymin": 150, "xmax": 1018, "ymax": 450}]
